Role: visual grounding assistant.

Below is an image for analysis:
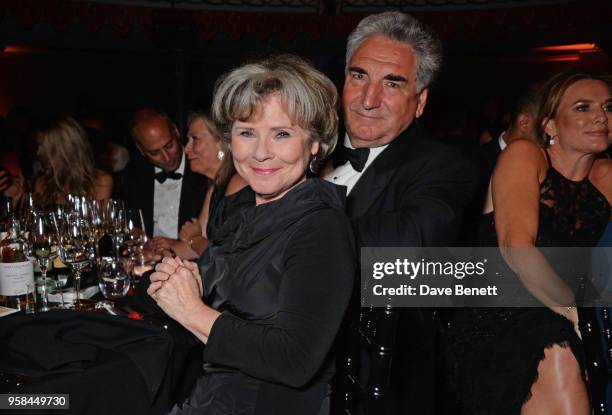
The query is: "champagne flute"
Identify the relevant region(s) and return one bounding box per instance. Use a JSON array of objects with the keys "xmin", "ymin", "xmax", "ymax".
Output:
[
  {"xmin": 110, "ymin": 199, "xmax": 126, "ymax": 258},
  {"xmin": 90, "ymin": 199, "xmax": 113, "ymax": 257}
]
